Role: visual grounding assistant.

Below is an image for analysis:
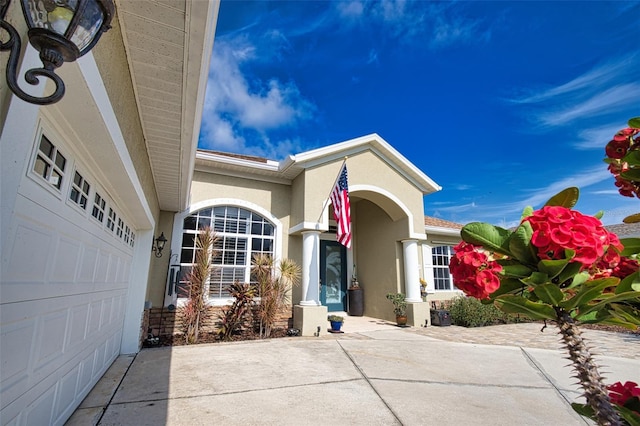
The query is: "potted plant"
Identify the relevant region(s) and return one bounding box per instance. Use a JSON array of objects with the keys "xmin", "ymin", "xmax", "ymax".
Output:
[
  {"xmin": 327, "ymin": 314, "xmax": 344, "ymax": 332},
  {"xmin": 386, "ymin": 292, "xmax": 407, "ymax": 326}
]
